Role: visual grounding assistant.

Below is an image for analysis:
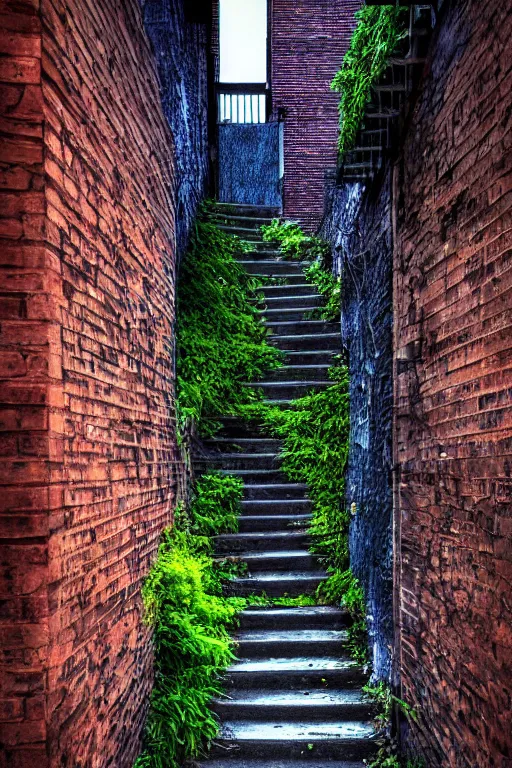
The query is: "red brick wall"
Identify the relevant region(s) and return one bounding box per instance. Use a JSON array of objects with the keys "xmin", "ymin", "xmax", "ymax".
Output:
[
  {"xmin": 1, "ymin": 0, "xmax": 181, "ymax": 764},
  {"xmin": 394, "ymin": 0, "xmax": 512, "ymax": 764},
  {"xmin": 271, "ymin": 0, "xmax": 359, "ymax": 231},
  {"xmin": 0, "ymin": 2, "xmax": 51, "ymax": 766}
]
